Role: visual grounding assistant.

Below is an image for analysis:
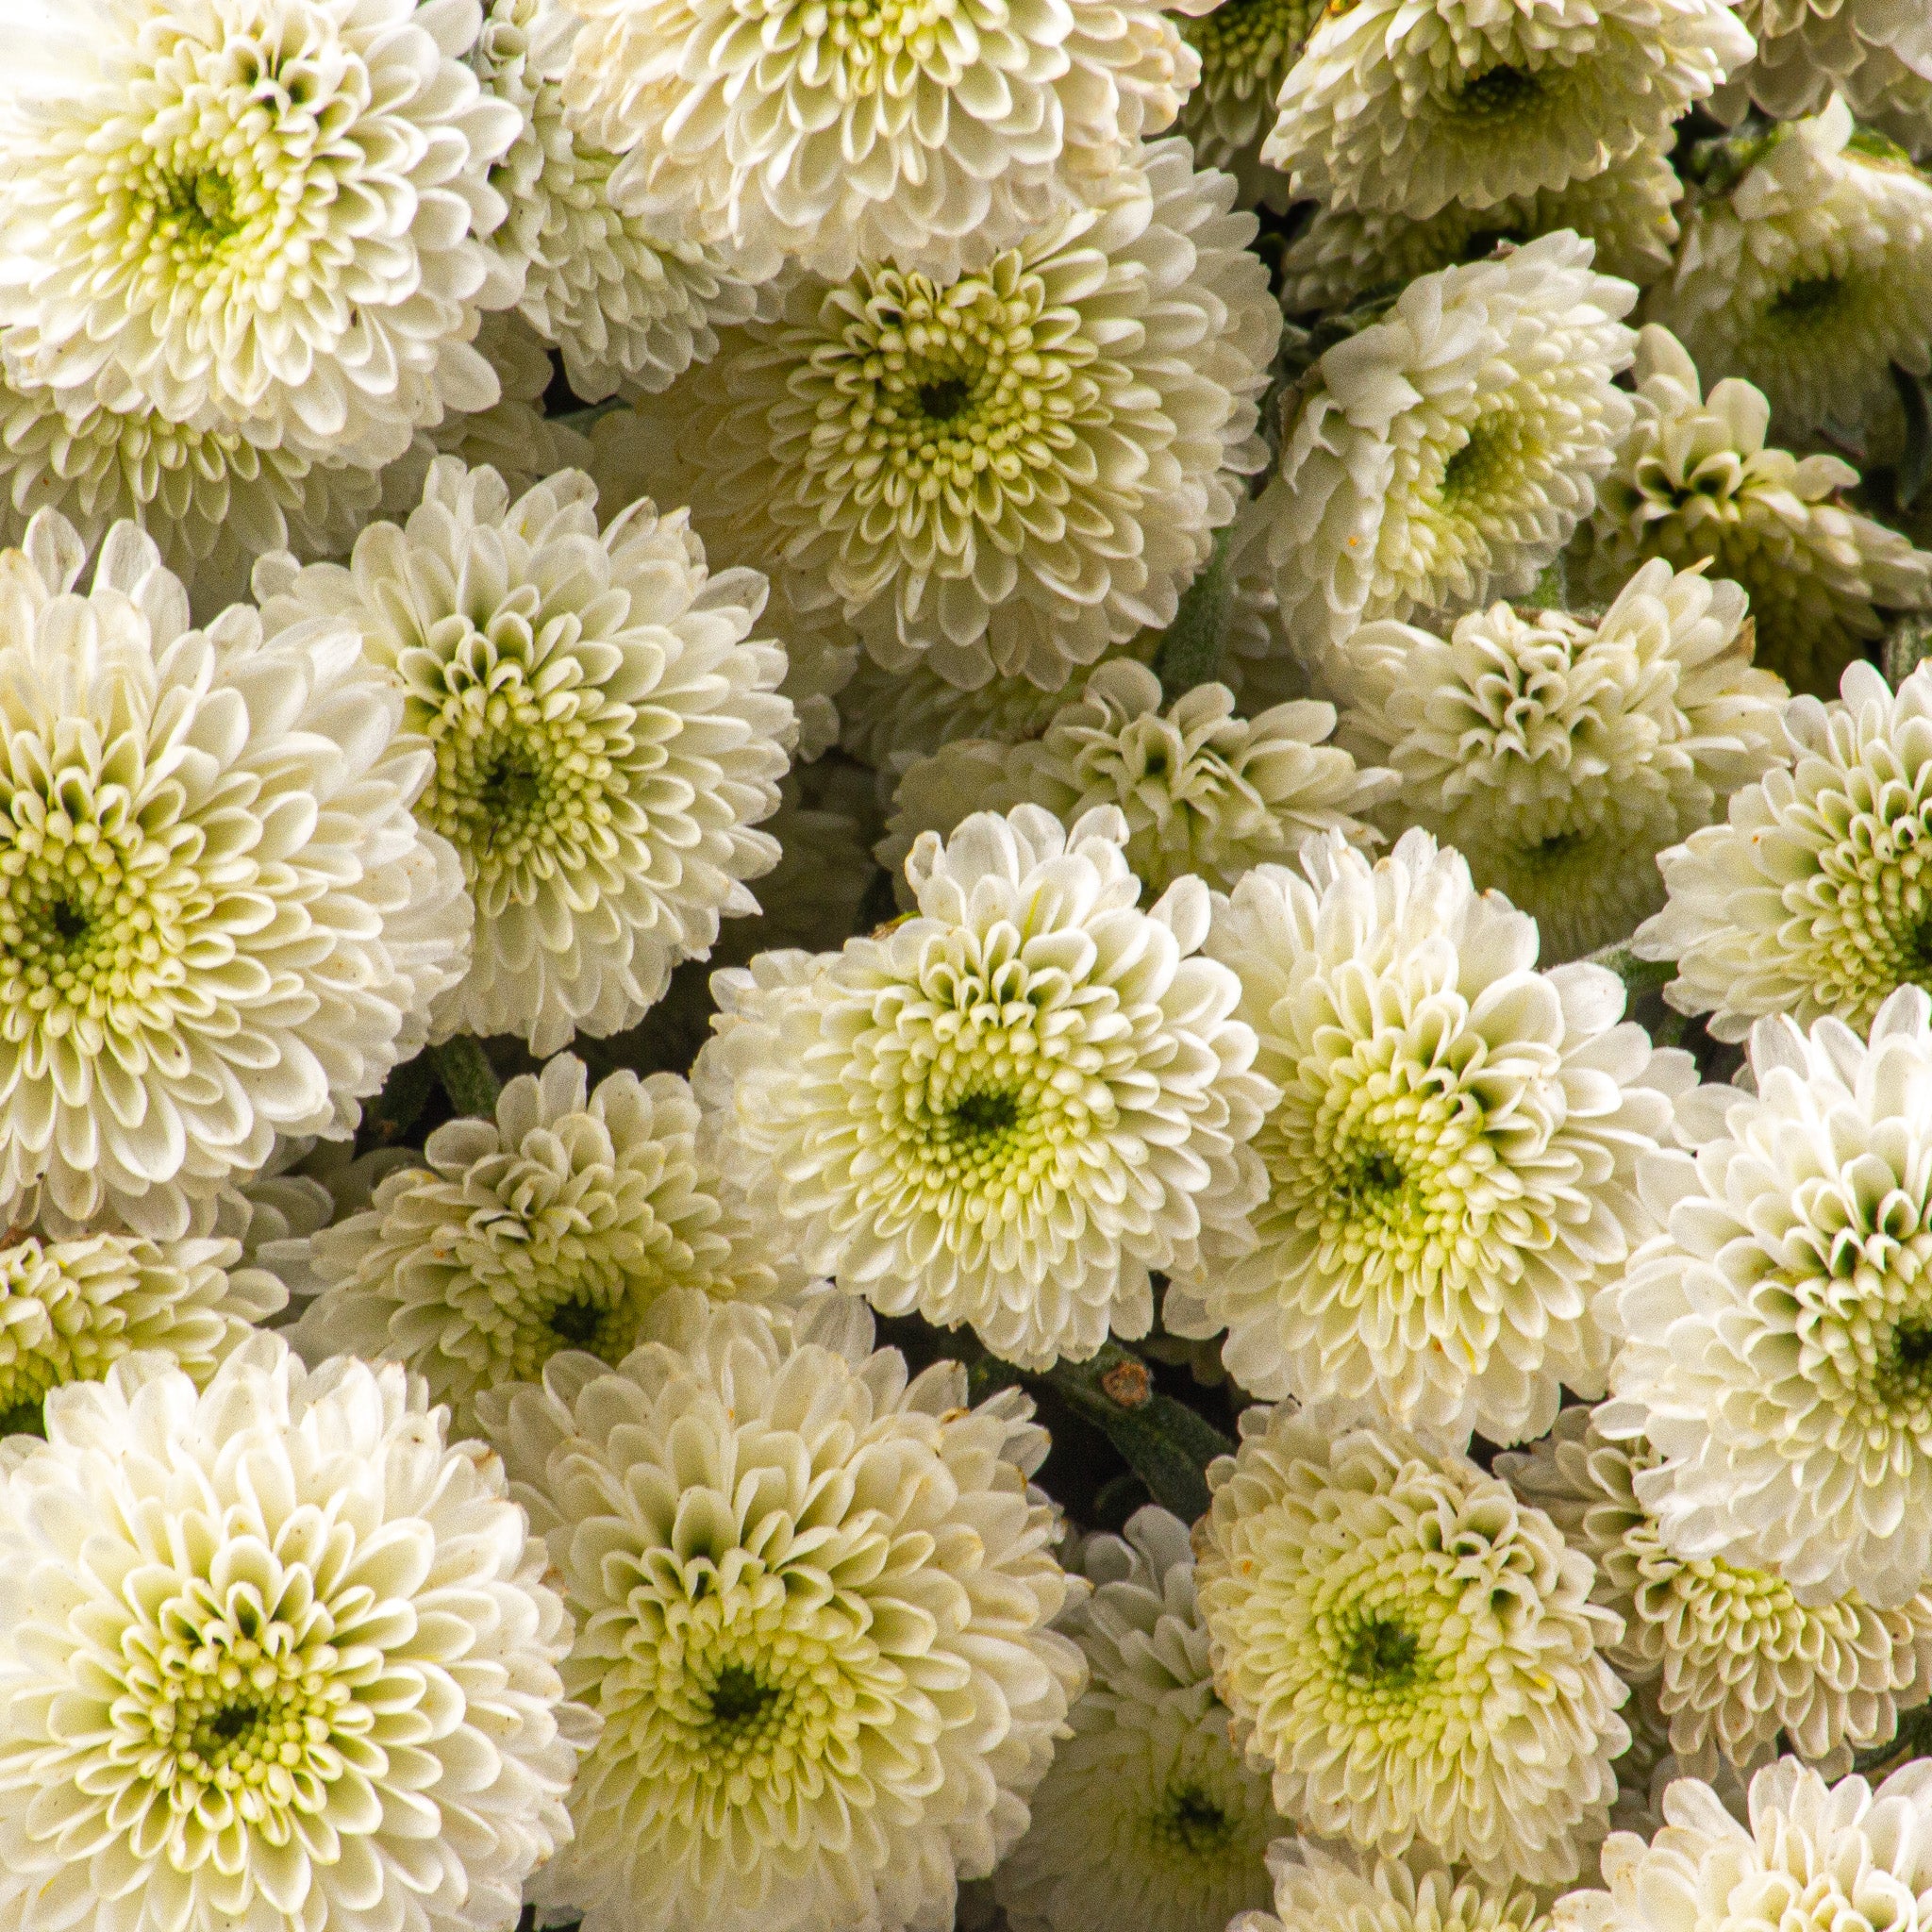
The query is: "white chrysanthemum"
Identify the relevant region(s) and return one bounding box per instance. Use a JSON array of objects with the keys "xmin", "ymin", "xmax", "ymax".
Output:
[
  {"xmin": 1175, "ymin": 0, "xmax": 1318, "ymax": 208},
  {"xmin": 0, "ymin": 1333, "xmax": 588, "ymax": 1932},
  {"xmin": 1257, "ymin": 233, "xmax": 1638, "ymax": 662},
  {"xmin": 0, "ymin": 1231, "xmax": 281, "ymax": 1436},
  {"xmin": 1260, "ymin": 0, "xmax": 1749, "ymax": 220},
  {"xmin": 994, "ymin": 1506, "xmax": 1277, "ymax": 1932},
  {"xmin": 1726, "ymin": 0, "xmax": 1932, "ymax": 151},
  {"xmin": 1555, "ymin": 1761, "xmax": 1932, "ymax": 1932},
  {"xmin": 294, "ymin": 1053, "xmax": 805, "ymax": 1438},
  {"xmin": 1598, "ymin": 986, "xmax": 1932, "ymax": 1608},
  {"xmin": 1505, "ymin": 1407, "xmax": 1932, "ymax": 1776},
  {"xmin": 1583, "ymin": 325, "xmax": 1932, "ymax": 698},
  {"xmin": 878, "ymin": 659, "xmax": 1398, "ymax": 905},
  {"xmin": 1635, "ymin": 661, "xmax": 1932, "ymax": 1041},
  {"xmin": 257, "ymin": 457, "xmax": 793, "ymax": 1054},
  {"xmin": 559, "ymin": 0, "xmax": 1203, "ymax": 280},
  {"xmin": 613, "ymin": 139, "xmax": 1278, "ymax": 689},
  {"xmin": 0, "ymin": 511, "xmax": 469, "ymax": 1241},
  {"xmin": 1164, "ymin": 829, "xmax": 1683, "ymax": 1443},
  {"xmin": 696, "ymin": 805, "xmax": 1276, "ymax": 1371},
  {"xmin": 469, "ymin": 0, "xmax": 766, "ymax": 403},
  {"xmin": 1280, "ymin": 141, "xmax": 1684, "ymax": 314},
  {"xmin": 488, "ymin": 1290, "xmax": 1087, "ymax": 1932},
  {"xmin": 1195, "ymin": 1403, "xmax": 1628, "ymax": 1884},
  {"xmin": 1644, "ymin": 100, "xmax": 1932, "ymax": 465},
  {"xmin": 0, "ymin": 0, "xmax": 524, "ymax": 467},
  {"xmin": 1325, "ymin": 561, "xmax": 1790, "ymax": 962},
  {"xmin": 1234, "ymin": 1843, "xmax": 1553, "ymax": 1932}
]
